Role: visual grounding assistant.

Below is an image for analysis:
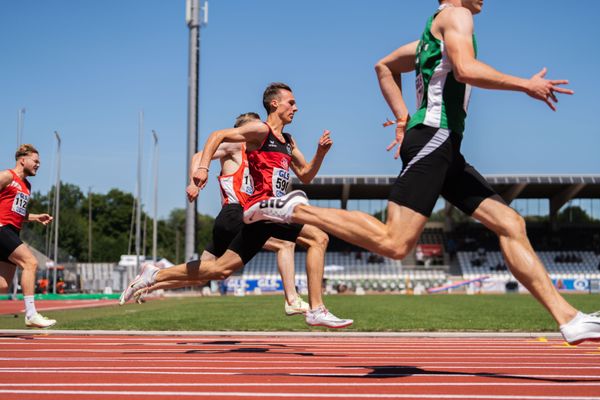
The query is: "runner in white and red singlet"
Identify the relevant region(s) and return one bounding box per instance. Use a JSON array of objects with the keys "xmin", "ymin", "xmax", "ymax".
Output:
[
  {"xmin": 121, "ymin": 83, "xmax": 352, "ymax": 328},
  {"xmin": 0, "ymin": 144, "xmax": 56, "ymax": 328},
  {"xmin": 124, "ymin": 113, "xmax": 310, "ymax": 316}
]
